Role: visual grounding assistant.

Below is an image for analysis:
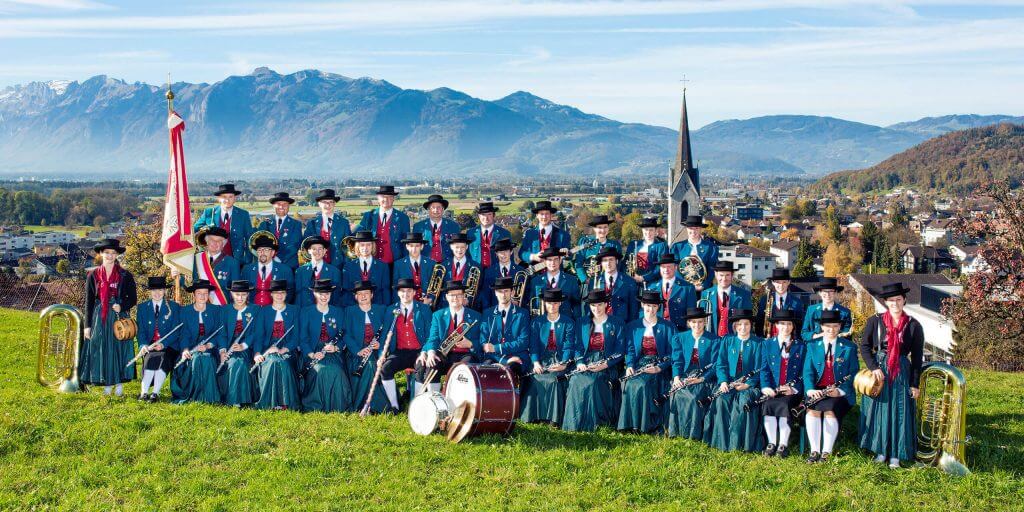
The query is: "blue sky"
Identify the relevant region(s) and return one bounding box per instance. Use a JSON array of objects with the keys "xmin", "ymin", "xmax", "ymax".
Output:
[{"xmin": 1, "ymin": 0, "xmax": 1023, "ymax": 128}]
